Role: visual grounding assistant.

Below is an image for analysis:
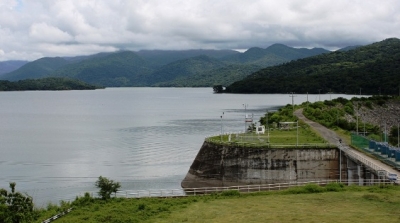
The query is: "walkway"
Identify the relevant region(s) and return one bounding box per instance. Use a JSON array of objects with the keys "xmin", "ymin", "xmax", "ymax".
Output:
[{"xmin": 294, "ymin": 108, "xmax": 400, "ymax": 184}]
